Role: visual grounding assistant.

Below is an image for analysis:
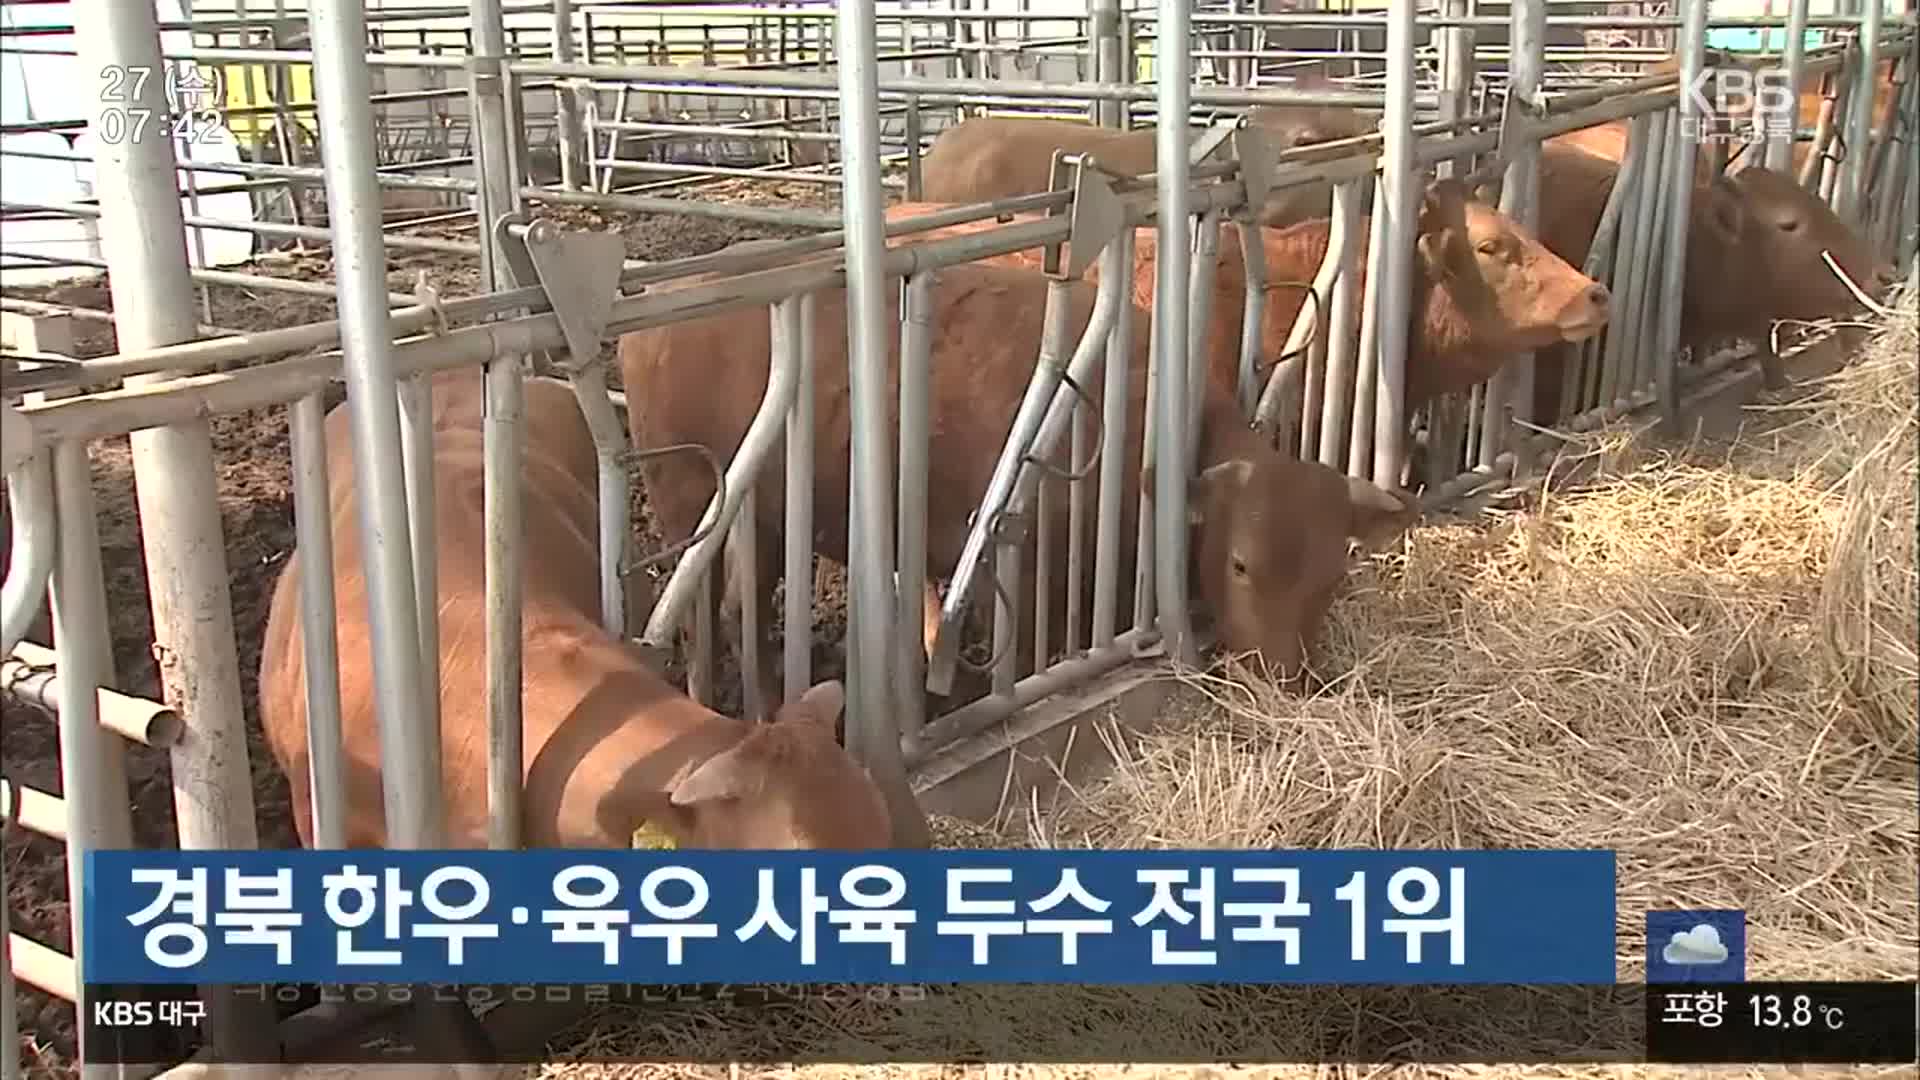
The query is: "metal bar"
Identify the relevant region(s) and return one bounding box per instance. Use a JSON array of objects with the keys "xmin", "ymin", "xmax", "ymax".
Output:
[
  {"xmin": 396, "ymin": 373, "xmax": 440, "ymax": 796},
  {"xmin": 2, "ymin": 642, "xmax": 186, "ymax": 748},
  {"xmin": 1151, "ymin": 0, "xmax": 1194, "ymax": 667},
  {"xmin": 1184, "ymin": 209, "xmax": 1222, "ymax": 468},
  {"xmin": 1767, "ymin": 0, "xmax": 1814, "ymax": 172},
  {"xmin": 472, "ymin": 0, "xmax": 526, "ymax": 854},
  {"xmin": 1840, "ymin": 0, "xmax": 1884, "ymax": 223},
  {"xmin": 49, "ymin": 437, "xmax": 136, "ymax": 1066},
  {"xmin": 836, "ymin": 0, "xmax": 924, "ymax": 849},
  {"xmin": 1092, "ymin": 0, "xmax": 1123, "ymax": 129},
  {"xmin": 780, "ymin": 293, "xmax": 815, "ymax": 702},
  {"xmin": 1349, "ymin": 193, "xmax": 1390, "ymax": 479},
  {"xmin": 895, "ymin": 273, "xmax": 934, "ymax": 749},
  {"xmin": 310, "ymin": 0, "xmax": 440, "ymax": 853},
  {"xmin": 552, "ymin": 0, "xmax": 584, "ymax": 189},
  {"xmin": 0, "ymin": 453, "xmax": 53, "ymax": 659},
  {"xmin": 72, "ymin": 0, "xmax": 279, "ymax": 1062},
  {"xmin": 1660, "ymin": 2, "xmax": 1707, "ymax": 435},
  {"xmin": 287, "ymin": 391, "xmax": 349, "ymax": 850},
  {"xmin": 1089, "ymin": 227, "xmax": 1133, "ymax": 651},
  {"xmin": 1486, "ymin": 0, "xmax": 1545, "ymax": 451},
  {"xmin": 1316, "ymin": 177, "xmax": 1365, "ymax": 470}
]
